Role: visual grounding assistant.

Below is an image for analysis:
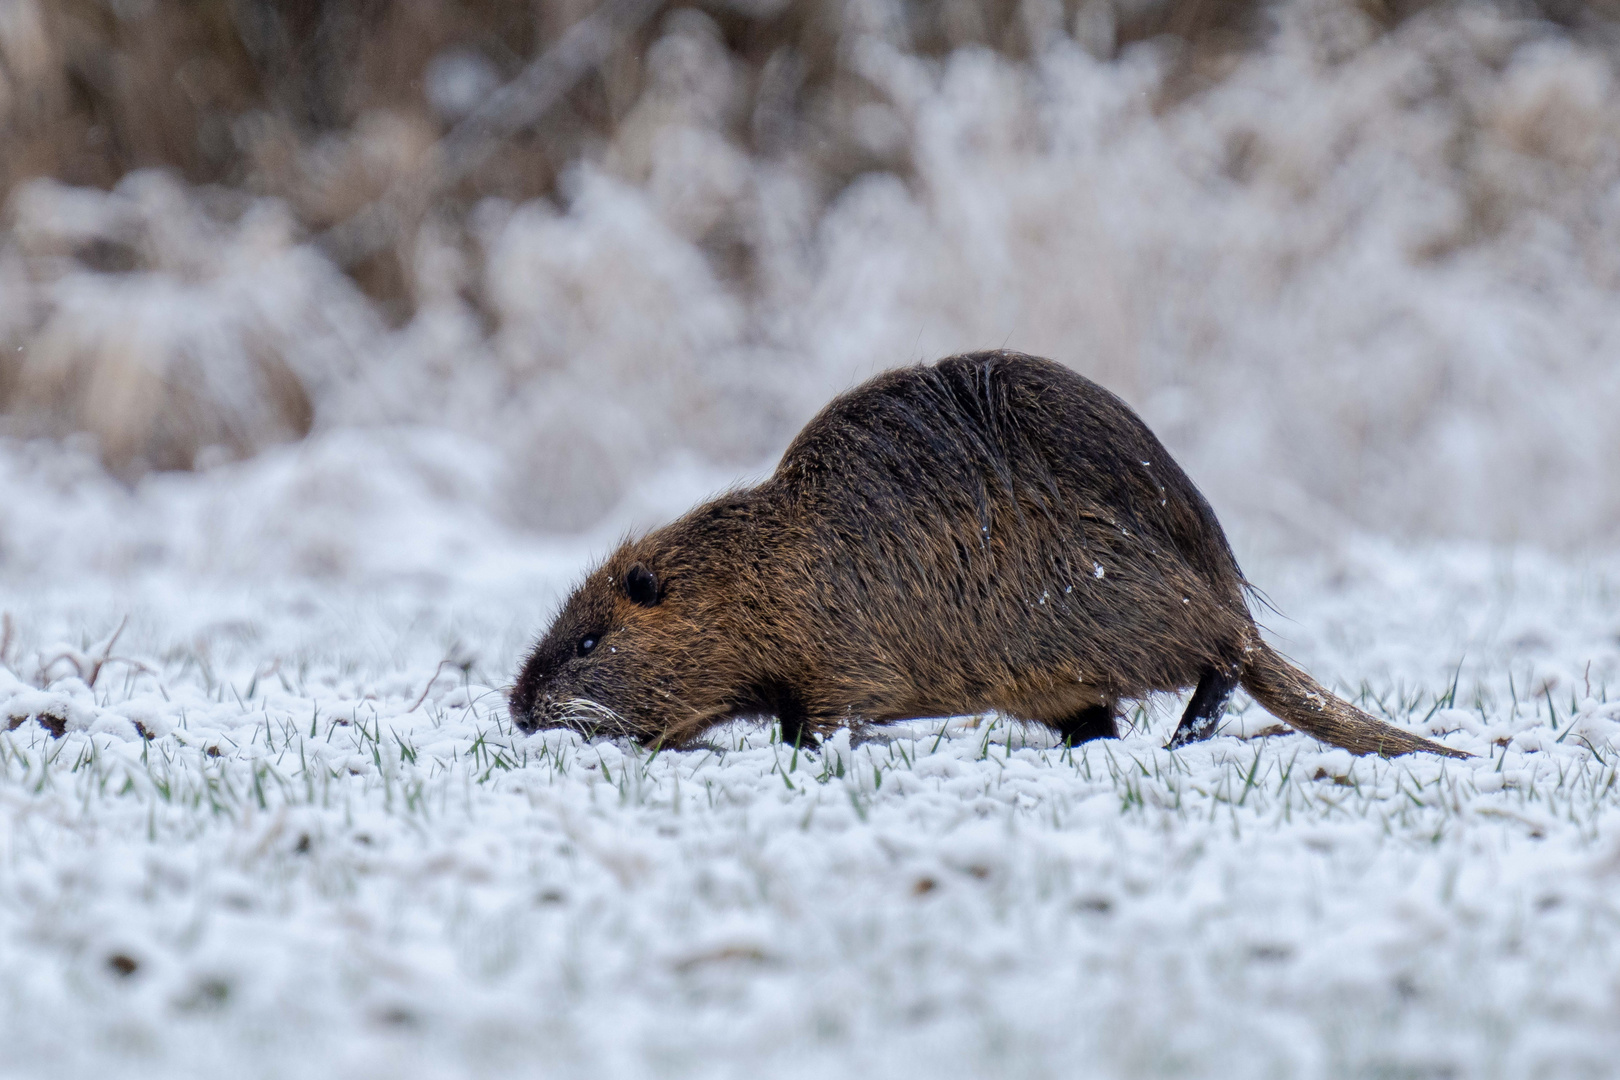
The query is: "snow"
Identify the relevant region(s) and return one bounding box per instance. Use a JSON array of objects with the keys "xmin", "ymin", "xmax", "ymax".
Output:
[{"xmin": 2, "ymin": 437, "xmax": 1619, "ymax": 1079}]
